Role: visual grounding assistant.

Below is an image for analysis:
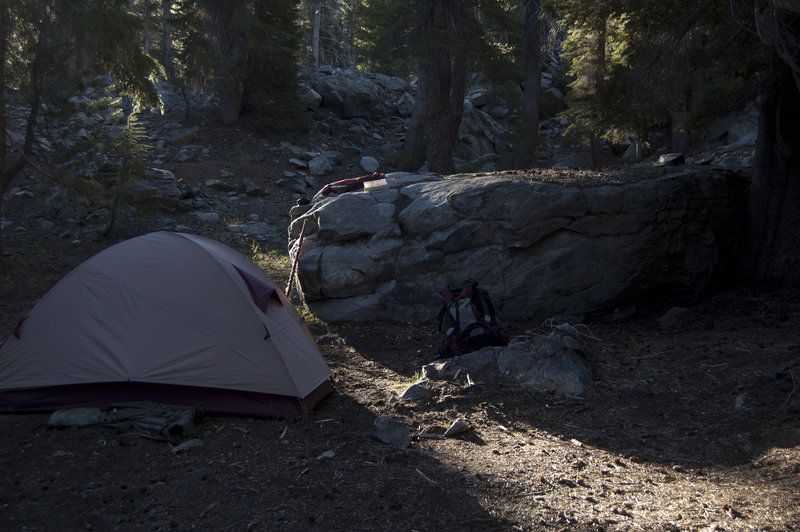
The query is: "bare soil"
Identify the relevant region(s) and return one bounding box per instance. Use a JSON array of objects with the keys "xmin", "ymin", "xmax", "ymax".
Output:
[{"xmin": 1, "ymin": 125, "xmax": 799, "ymax": 531}]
